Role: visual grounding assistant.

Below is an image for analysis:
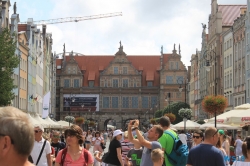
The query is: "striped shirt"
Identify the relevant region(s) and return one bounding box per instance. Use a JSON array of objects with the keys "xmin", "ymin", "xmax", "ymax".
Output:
[{"xmin": 121, "ymin": 140, "xmax": 134, "ymax": 162}]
